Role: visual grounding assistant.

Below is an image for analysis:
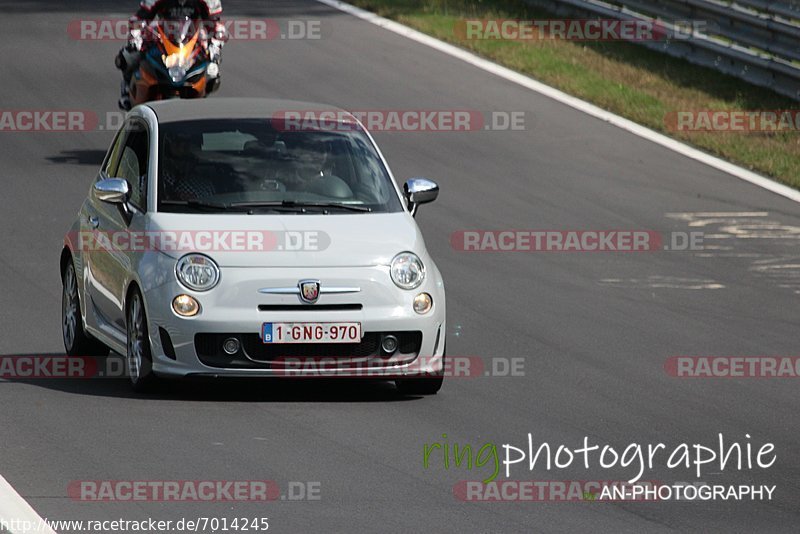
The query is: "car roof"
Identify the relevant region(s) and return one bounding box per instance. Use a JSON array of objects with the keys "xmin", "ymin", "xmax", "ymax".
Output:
[{"xmin": 143, "ymin": 98, "xmax": 353, "ymax": 124}]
